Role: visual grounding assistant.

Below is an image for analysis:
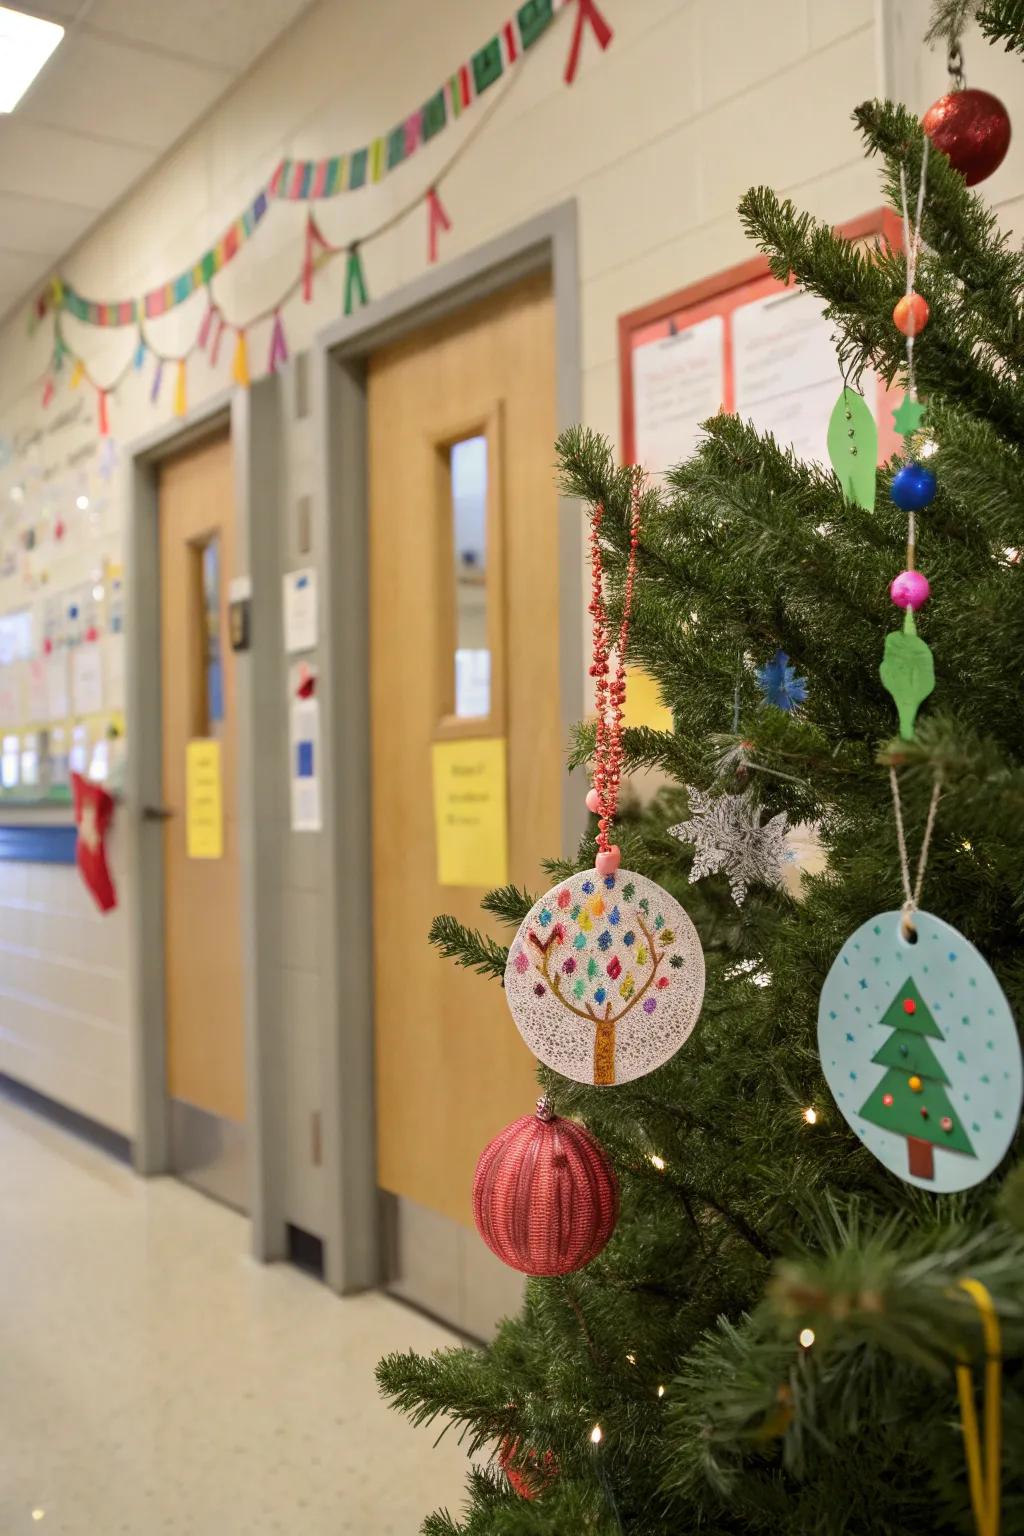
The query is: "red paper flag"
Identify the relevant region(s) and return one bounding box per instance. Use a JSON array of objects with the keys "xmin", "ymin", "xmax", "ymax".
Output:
[
  {"xmin": 42, "ymin": 377, "xmax": 54, "ymax": 407},
  {"xmin": 71, "ymin": 772, "xmax": 117, "ymax": 913},
  {"xmin": 98, "ymin": 389, "xmax": 110, "ymax": 437},
  {"xmin": 426, "ymin": 186, "xmax": 452, "ymax": 266},
  {"xmin": 303, "ymin": 213, "xmax": 328, "ymax": 303},
  {"xmin": 268, "ymin": 311, "xmax": 289, "ymax": 373},
  {"xmin": 564, "ymin": 0, "xmax": 613, "ymax": 84},
  {"xmin": 197, "ymin": 298, "xmax": 216, "ymax": 350},
  {"xmin": 210, "ymin": 312, "xmax": 227, "ymax": 368}
]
